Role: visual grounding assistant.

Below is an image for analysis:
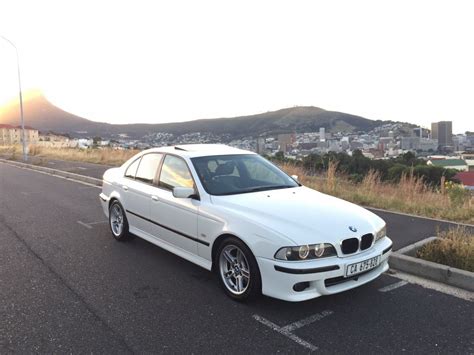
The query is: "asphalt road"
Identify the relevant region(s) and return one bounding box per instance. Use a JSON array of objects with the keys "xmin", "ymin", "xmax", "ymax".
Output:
[
  {"xmin": 0, "ymin": 162, "xmax": 473, "ymax": 353},
  {"xmin": 0, "ymin": 154, "xmax": 113, "ymax": 179}
]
